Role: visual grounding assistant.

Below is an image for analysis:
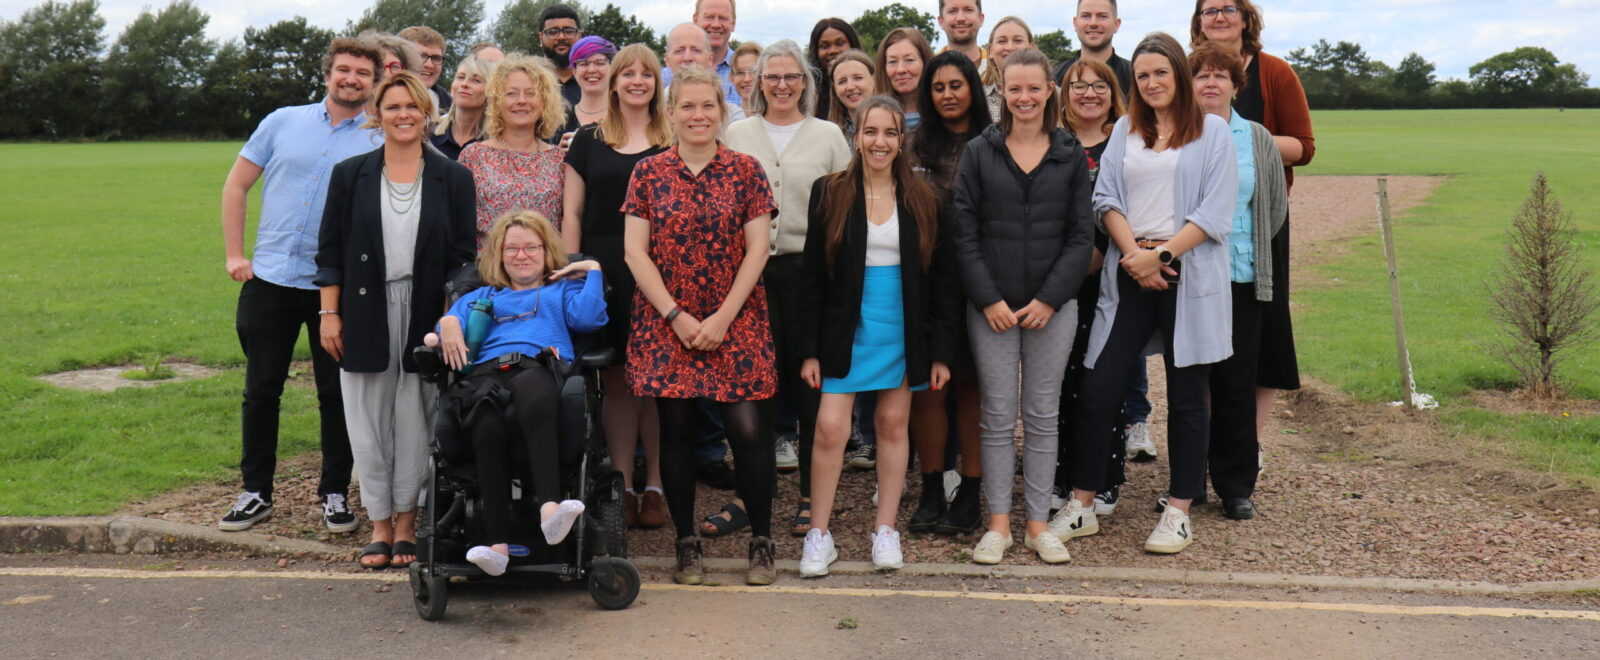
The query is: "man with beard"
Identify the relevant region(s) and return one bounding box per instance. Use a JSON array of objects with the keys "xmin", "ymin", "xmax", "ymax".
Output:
[
  {"xmin": 538, "ymin": 3, "xmax": 584, "ymax": 108},
  {"xmin": 1053, "ymin": 0, "xmax": 1133, "ymax": 99},
  {"xmin": 216, "ymin": 37, "xmax": 384, "ymax": 534},
  {"xmin": 936, "ymin": 0, "xmax": 987, "ymax": 76},
  {"xmin": 399, "ymin": 25, "xmax": 451, "ymax": 112}
]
